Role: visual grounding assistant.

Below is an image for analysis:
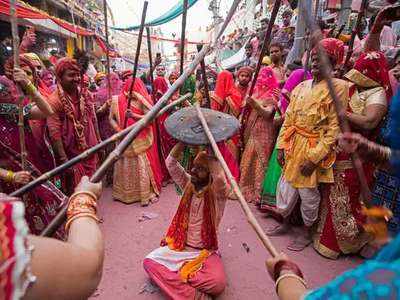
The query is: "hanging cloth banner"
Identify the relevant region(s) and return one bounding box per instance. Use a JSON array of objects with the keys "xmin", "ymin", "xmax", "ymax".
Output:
[
  {"xmin": 0, "ymin": 0, "xmax": 119, "ymax": 55},
  {"xmin": 0, "ymin": 0, "xmax": 93, "ymax": 35},
  {"xmin": 118, "ymin": 31, "xmax": 205, "ymax": 45},
  {"xmin": 95, "ymin": 35, "xmax": 119, "ymax": 57},
  {"xmin": 111, "ymin": 0, "xmax": 199, "ymax": 31}
]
